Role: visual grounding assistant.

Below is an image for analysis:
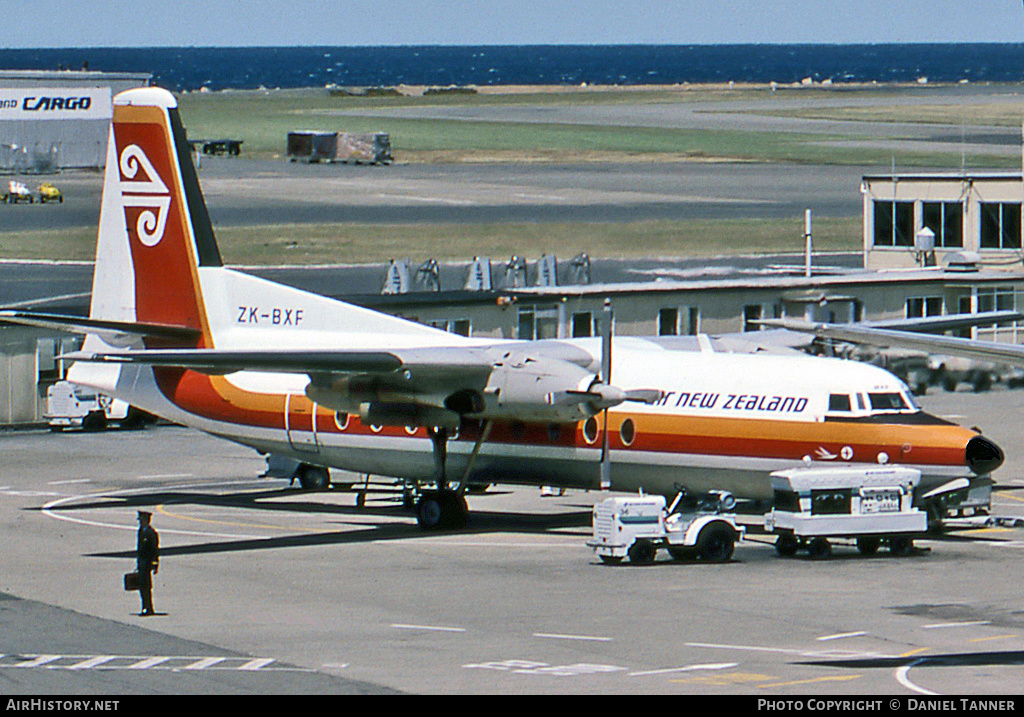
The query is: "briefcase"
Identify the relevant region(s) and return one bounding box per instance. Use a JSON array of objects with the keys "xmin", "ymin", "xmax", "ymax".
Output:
[{"xmin": 123, "ymin": 572, "xmax": 141, "ymax": 591}]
